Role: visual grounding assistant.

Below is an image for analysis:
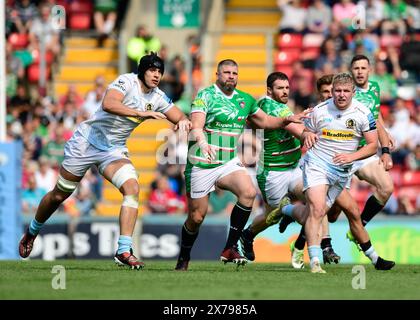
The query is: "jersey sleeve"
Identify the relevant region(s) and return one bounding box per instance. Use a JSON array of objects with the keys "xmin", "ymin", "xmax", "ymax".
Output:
[
  {"xmin": 249, "ymin": 97, "xmax": 260, "ymax": 116},
  {"xmin": 361, "ymin": 111, "xmax": 377, "ymax": 132},
  {"xmin": 107, "ymin": 74, "xmax": 133, "ymax": 95},
  {"xmin": 156, "ymin": 93, "xmax": 174, "ymax": 113},
  {"xmin": 190, "ymin": 91, "xmax": 208, "ymax": 114},
  {"xmin": 304, "ymin": 109, "xmax": 317, "ymax": 132}
]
